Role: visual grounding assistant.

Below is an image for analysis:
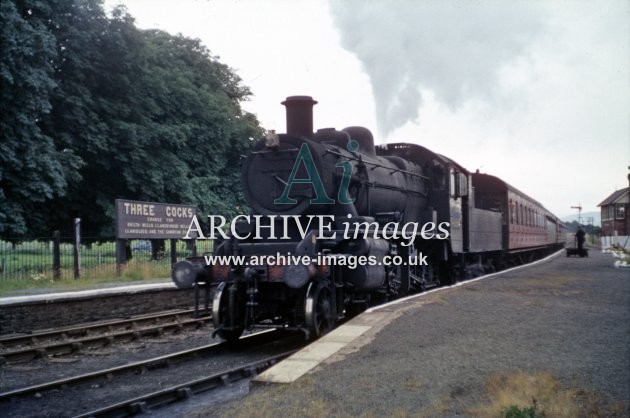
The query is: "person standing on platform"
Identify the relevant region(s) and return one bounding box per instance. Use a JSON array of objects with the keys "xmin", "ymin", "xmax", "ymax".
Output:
[{"xmin": 575, "ymin": 227, "xmax": 586, "ymax": 251}]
